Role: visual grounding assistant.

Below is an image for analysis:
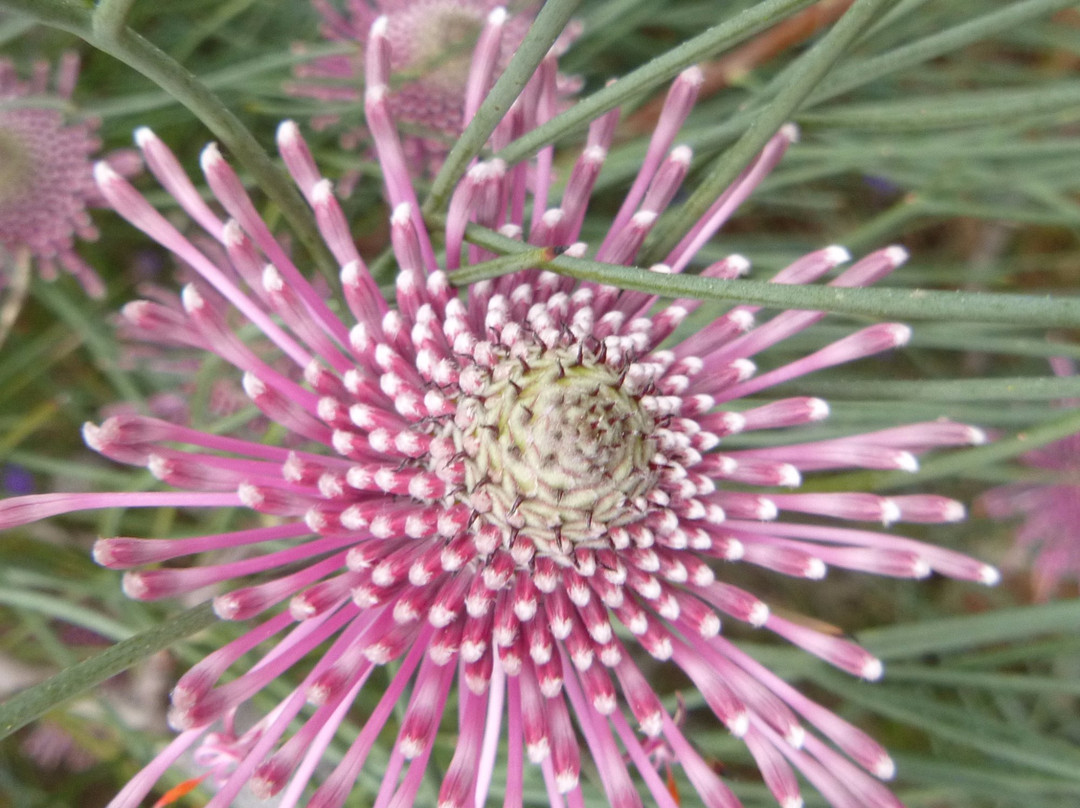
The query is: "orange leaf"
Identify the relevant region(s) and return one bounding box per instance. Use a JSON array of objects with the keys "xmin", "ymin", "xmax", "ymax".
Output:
[
  {"xmin": 666, "ymin": 765, "xmax": 681, "ymax": 806},
  {"xmin": 151, "ymin": 774, "xmax": 209, "ymax": 808}
]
